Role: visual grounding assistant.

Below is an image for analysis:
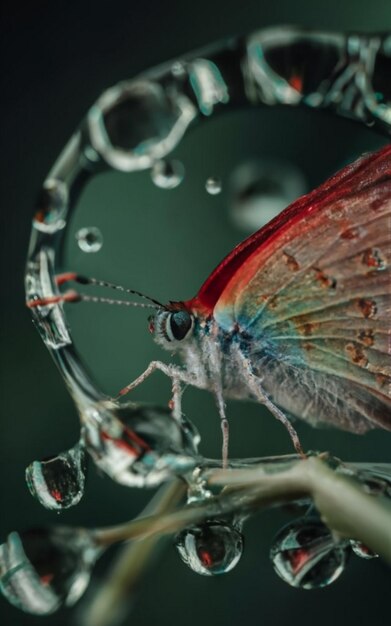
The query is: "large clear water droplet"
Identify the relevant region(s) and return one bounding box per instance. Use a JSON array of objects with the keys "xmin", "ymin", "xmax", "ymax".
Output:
[
  {"xmin": 151, "ymin": 159, "xmax": 185, "ymax": 189},
  {"xmin": 25, "ymin": 249, "xmax": 72, "ymax": 349},
  {"xmin": 175, "ymin": 520, "xmax": 243, "ymax": 576},
  {"xmin": 350, "ymin": 540, "xmax": 378, "ymax": 559},
  {"xmin": 229, "ymin": 159, "xmax": 306, "ymax": 233},
  {"xmin": 270, "ymin": 518, "xmax": 349, "ymax": 589},
  {"xmin": 205, "ymin": 176, "xmax": 222, "ymax": 195},
  {"xmin": 76, "ymin": 226, "xmax": 103, "ymax": 253},
  {"xmin": 88, "ymin": 79, "xmax": 196, "ymax": 171},
  {"xmin": 0, "ymin": 527, "xmax": 99, "ymax": 615},
  {"xmin": 82, "ymin": 401, "xmax": 200, "ymax": 487},
  {"xmin": 25, "ymin": 442, "xmax": 87, "ymax": 511}
]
